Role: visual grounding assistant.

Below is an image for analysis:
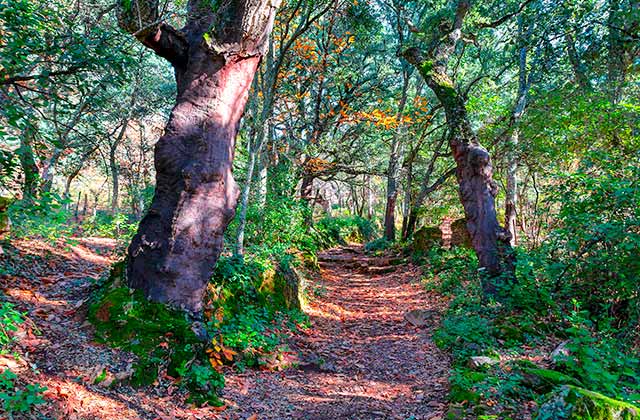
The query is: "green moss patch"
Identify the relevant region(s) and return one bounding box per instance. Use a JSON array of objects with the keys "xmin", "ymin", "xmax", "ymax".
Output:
[
  {"xmin": 536, "ymin": 386, "xmax": 640, "ymax": 420},
  {"xmin": 88, "ymin": 262, "xmax": 223, "ymax": 405}
]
